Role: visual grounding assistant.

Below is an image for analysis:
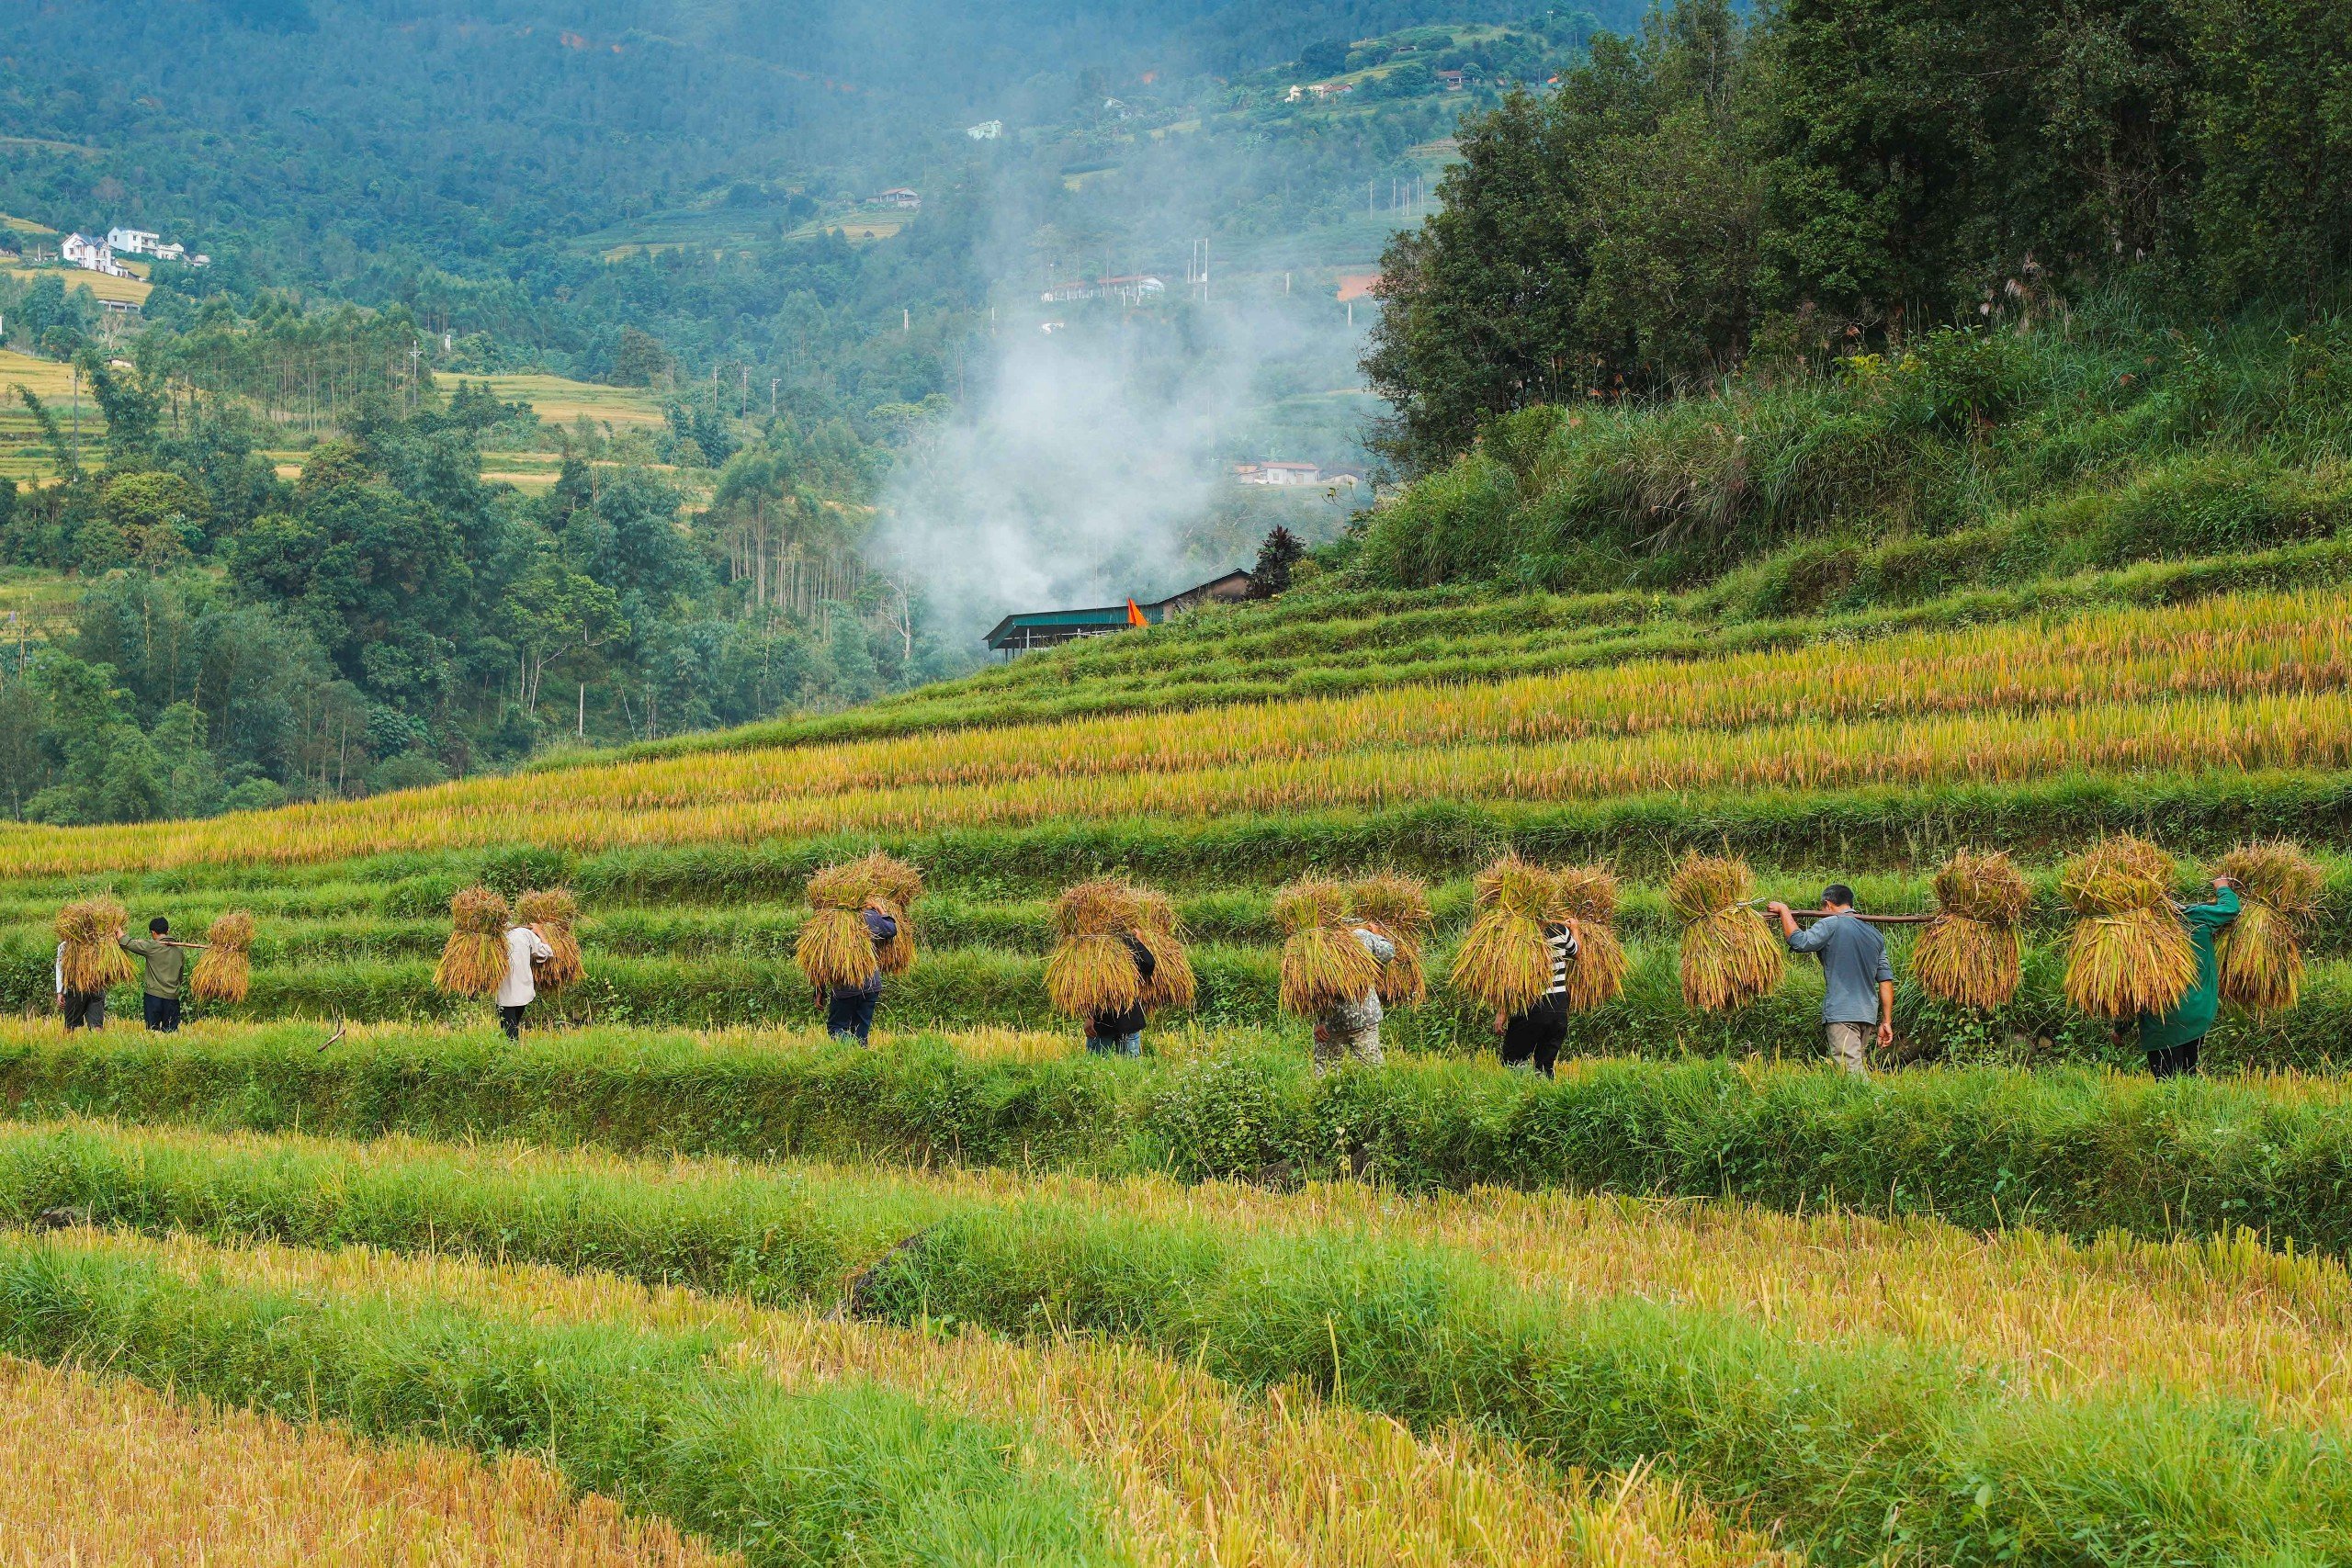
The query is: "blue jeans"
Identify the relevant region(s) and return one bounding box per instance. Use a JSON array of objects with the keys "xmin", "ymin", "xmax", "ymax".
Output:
[
  {"xmin": 827, "ymin": 991, "xmax": 878, "ymax": 1044},
  {"xmin": 1087, "ymin": 1031, "xmax": 1142, "ymax": 1058}
]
